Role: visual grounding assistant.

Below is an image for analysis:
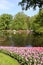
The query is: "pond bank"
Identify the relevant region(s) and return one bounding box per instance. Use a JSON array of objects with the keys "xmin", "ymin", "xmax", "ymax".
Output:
[{"xmin": 1, "ymin": 30, "xmax": 33, "ymax": 34}]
